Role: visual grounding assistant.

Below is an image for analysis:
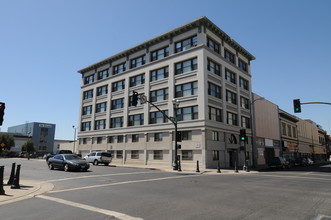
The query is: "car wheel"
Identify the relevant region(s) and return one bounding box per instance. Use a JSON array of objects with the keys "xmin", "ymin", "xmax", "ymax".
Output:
[
  {"xmin": 48, "ymin": 163, "xmax": 54, "ymax": 170},
  {"xmin": 64, "ymin": 164, "xmax": 69, "ymax": 172},
  {"xmin": 104, "ymin": 163, "xmax": 109, "ymax": 166},
  {"xmin": 83, "ymin": 168, "xmax": 88, "ymax": 172},
  {"xmin": 93, "ymin": 160, "xmax": 99, "ymax": 166}
]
